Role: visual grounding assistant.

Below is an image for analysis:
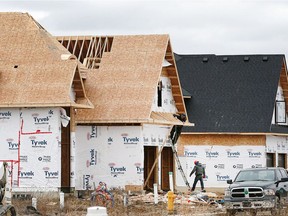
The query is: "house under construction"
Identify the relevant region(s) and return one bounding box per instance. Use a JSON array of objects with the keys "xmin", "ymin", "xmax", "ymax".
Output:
[{"xmin": 56, "ymin": 35, "xmax": 191, "ymax": 191}]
